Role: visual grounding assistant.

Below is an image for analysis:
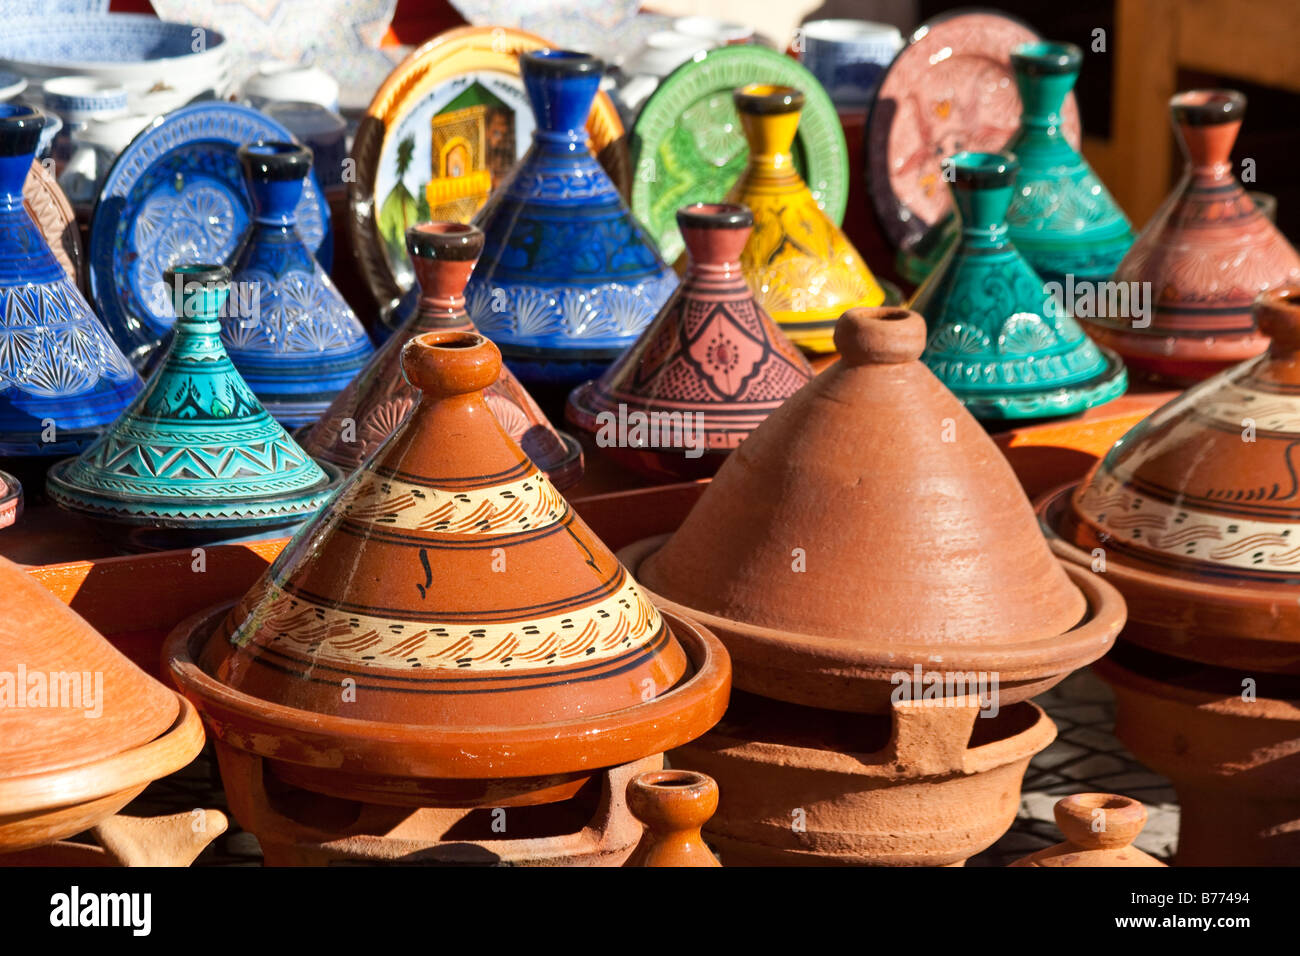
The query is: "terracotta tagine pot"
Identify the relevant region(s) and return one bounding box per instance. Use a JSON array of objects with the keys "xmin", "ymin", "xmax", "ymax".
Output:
[
  {"xmin": 1038, "ymin": 288, "xmax": 1300, "ymax": 863},
  {"xmin": 909, "ymin": 151, "xmax": 1128, "ymax": 421},
  {"xmin": 302, "ymin": 222, "xmax": 583, "ymax": 488},
  {"xmin": 0, "ymin": 104, "xmax": 142, "ymax": 456},
  {"xmin": 0, "ymin": 554, "xmax": 207, "ymax": 858},
  {"xmin": 463, "ymin": 50, "xmax": 677, "ymax": 387},
  {"xmin": 622, "ymin": 307, "xmax": 1126, "ymax": 713},
  {"xmin": 1093, "ymin": 90, "xmax": 1300, "ymax": 385},
  {"xmin": 225, "ymin": 142, "xmax": 374, "ymax": 426},
  {"xmin": 726, "ymin": 85, "xmax": 884, "ymax": 355},
  {"xmin": 46, "ymin": 265, "xmax": 339, "ymax": 549},
  {"xmin": 1004, "ymin": 43, "xmax": 1133, "ymax": 286},
  {"xmin": 567, "ymin": 203, "xmax": 813, "ymax": 480},
  {"xmin": 1010, "ymin": 793, "xmax": 1165, "ymax": 867},
  {"xmin": 624, "ymin": 769, "xmax": 721, "ymax": 867},
  {"xmin": 166, "ymin": 330, "xmax": 730, "ymax": 827}
]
